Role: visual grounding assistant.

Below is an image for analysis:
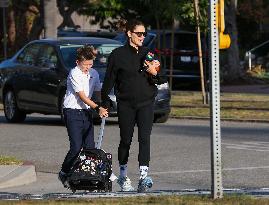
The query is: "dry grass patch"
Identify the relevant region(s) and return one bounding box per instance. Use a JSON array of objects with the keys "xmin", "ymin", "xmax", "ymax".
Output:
[
  {"xmin": 0, "ymin": 195, "xmax": 268, "ymax": 205},
  {"xmin": 171, "ymin": 92, "xmax": 269, "ymax": 121},
  {"xmin": 0, "ymin": 155, "xmax": 23, "ymax": 165}
]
